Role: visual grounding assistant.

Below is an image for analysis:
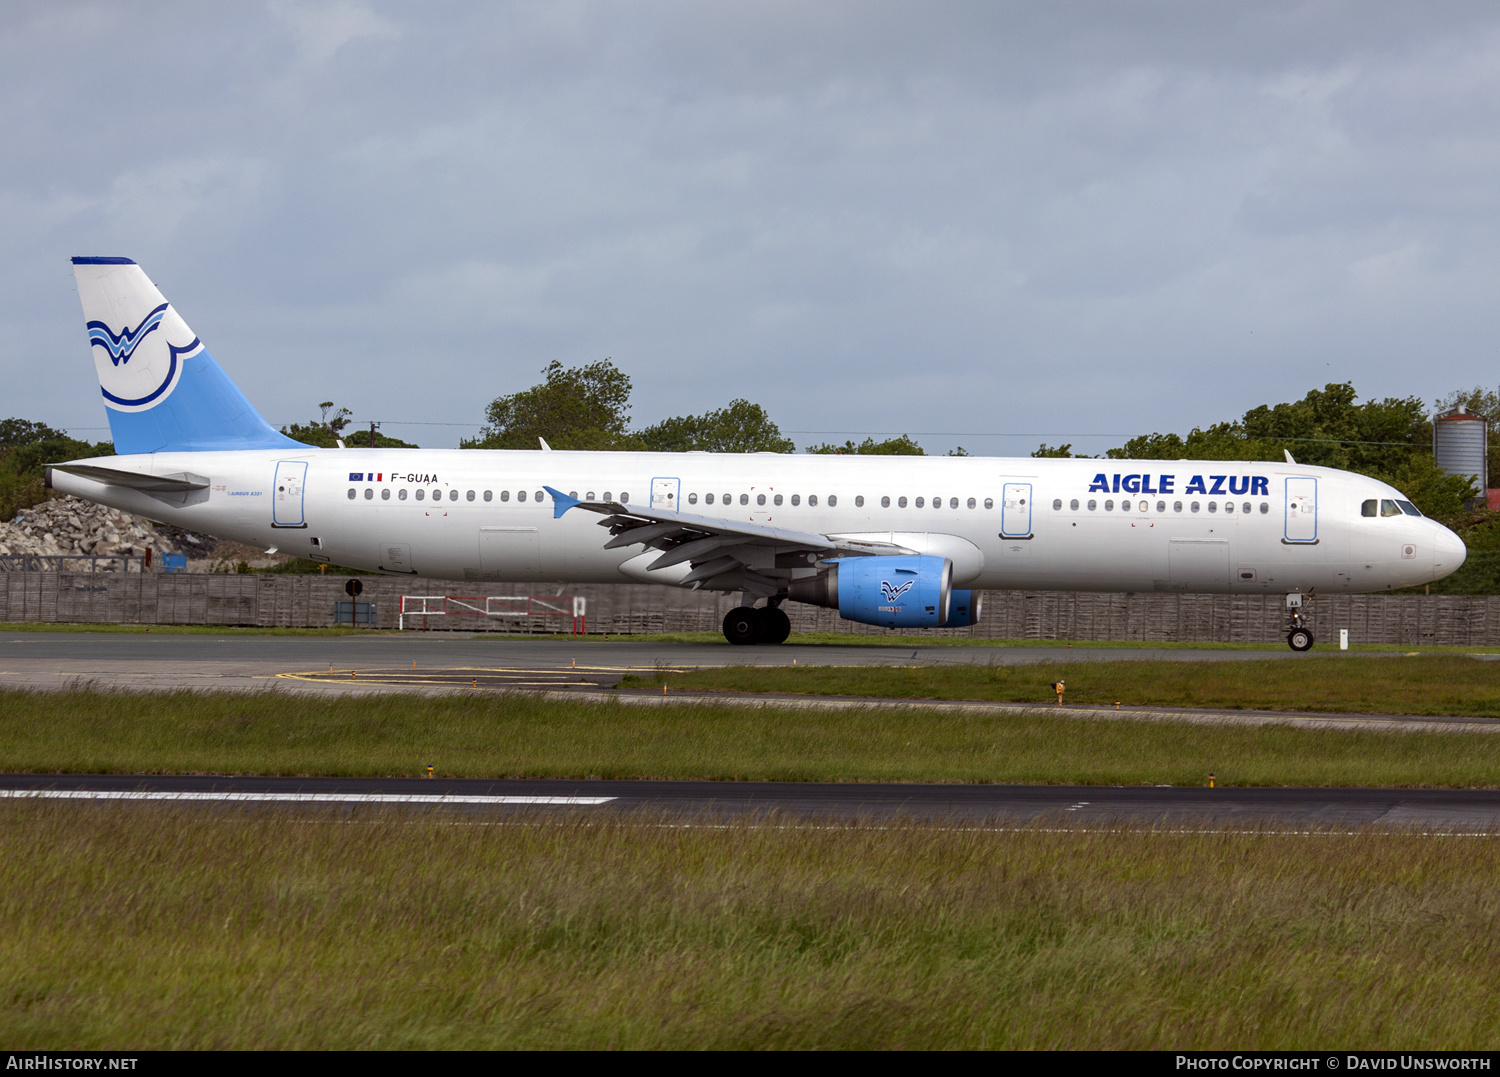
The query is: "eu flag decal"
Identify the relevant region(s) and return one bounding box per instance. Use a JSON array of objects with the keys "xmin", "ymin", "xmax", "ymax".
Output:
[{"xmin": 349, "ymin": 472, "xmax": 364, "ymax": 481}]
